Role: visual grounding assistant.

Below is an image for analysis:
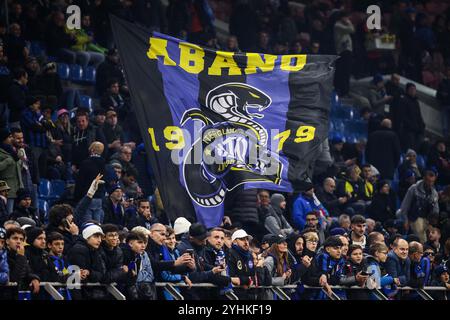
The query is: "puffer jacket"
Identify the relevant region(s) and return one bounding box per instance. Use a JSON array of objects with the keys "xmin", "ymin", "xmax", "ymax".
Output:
[{"xmin": 400, "ymin": 180, "xmax": 439, "ymax": 222}]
